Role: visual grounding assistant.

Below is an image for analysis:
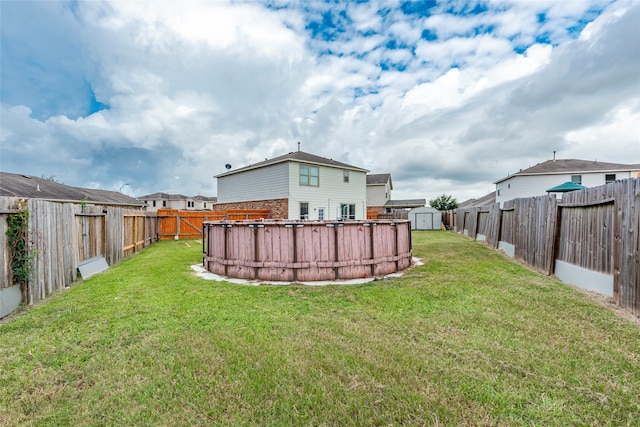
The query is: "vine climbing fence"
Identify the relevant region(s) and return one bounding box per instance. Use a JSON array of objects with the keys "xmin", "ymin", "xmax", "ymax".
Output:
[{"xmin": 0, "ymin": 197, "xmax": 158, "ymax": 317}]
